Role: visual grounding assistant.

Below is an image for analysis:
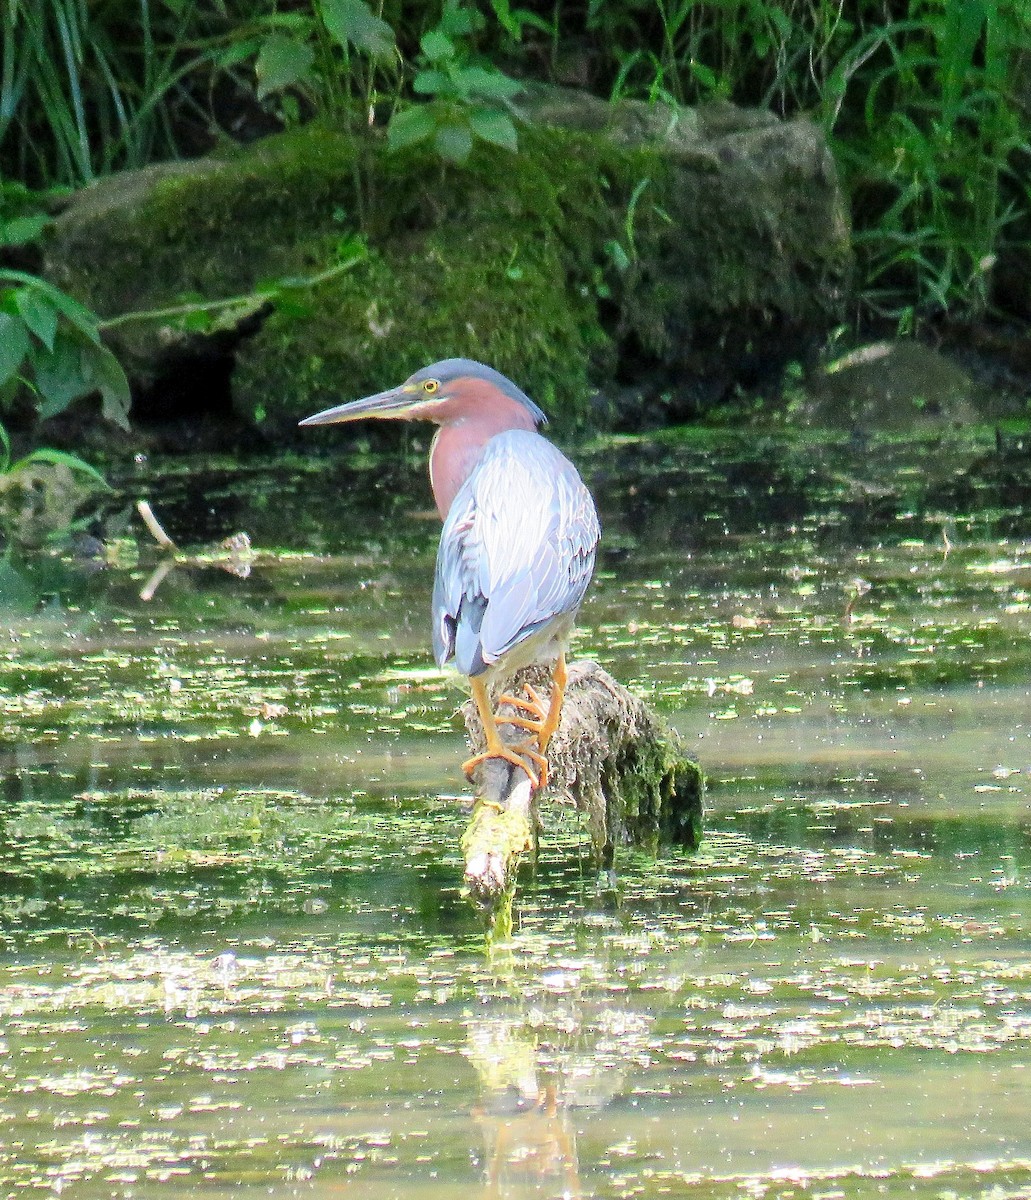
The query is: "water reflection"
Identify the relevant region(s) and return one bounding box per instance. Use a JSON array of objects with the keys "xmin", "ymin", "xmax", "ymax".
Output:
[
  {"xmin": 465, "ymin": 950, "xmax": 662, "ymax": 1198},
  {"xmin": 470, "ymin": 1032, "xmax": 582, "ymax": 1198}
]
